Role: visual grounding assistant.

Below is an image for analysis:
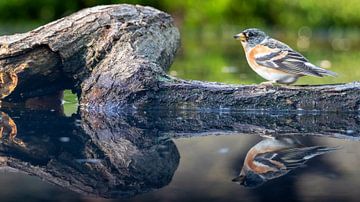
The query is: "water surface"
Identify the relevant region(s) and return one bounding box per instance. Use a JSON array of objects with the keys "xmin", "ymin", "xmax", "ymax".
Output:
[{"xmin": 0, "ymin": 107, "xmax": 359, "ymax": 202}]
